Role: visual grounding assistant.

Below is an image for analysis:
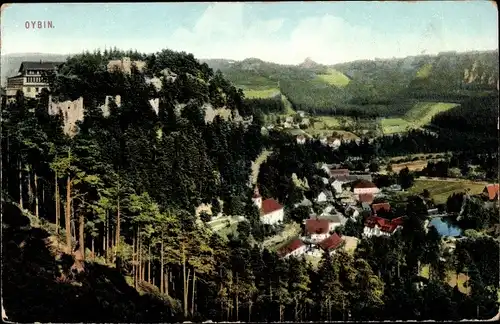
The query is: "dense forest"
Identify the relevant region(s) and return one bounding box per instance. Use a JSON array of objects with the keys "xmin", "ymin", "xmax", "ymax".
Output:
[{"xmin": 2, "ymin": 48, "xmax": 499, "ymax": 322}]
